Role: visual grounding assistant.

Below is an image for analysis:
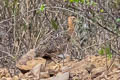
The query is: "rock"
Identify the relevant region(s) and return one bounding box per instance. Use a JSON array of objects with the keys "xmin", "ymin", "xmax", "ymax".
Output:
[
  {"xmin": 0, "ymin": 68, "xmax": 11, "ymax": 78},
  {"xmin": 61, "ymin": 66, "xmax": 70, "ymax": 72},
  {"xmin": 49, "ymin": 72, "xmax": 69, "ymax": 80},
  {"xmin": 31, "ymin": 63, "xmax": 49, "ymax": 79},
  {"xmin": 17, "ymin": 49, "xmax": 36, "ymax": 65},
  {"xmin": 1, "ymin": 77, "xmax": 12, "ymax": 80},
  {"xmin": 16, "ymin": 57, "xmax": 46, "ymax": 72},
  {"xmin": 13, "ymin": 76, "xmax": 19, "ymax": 80}
]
